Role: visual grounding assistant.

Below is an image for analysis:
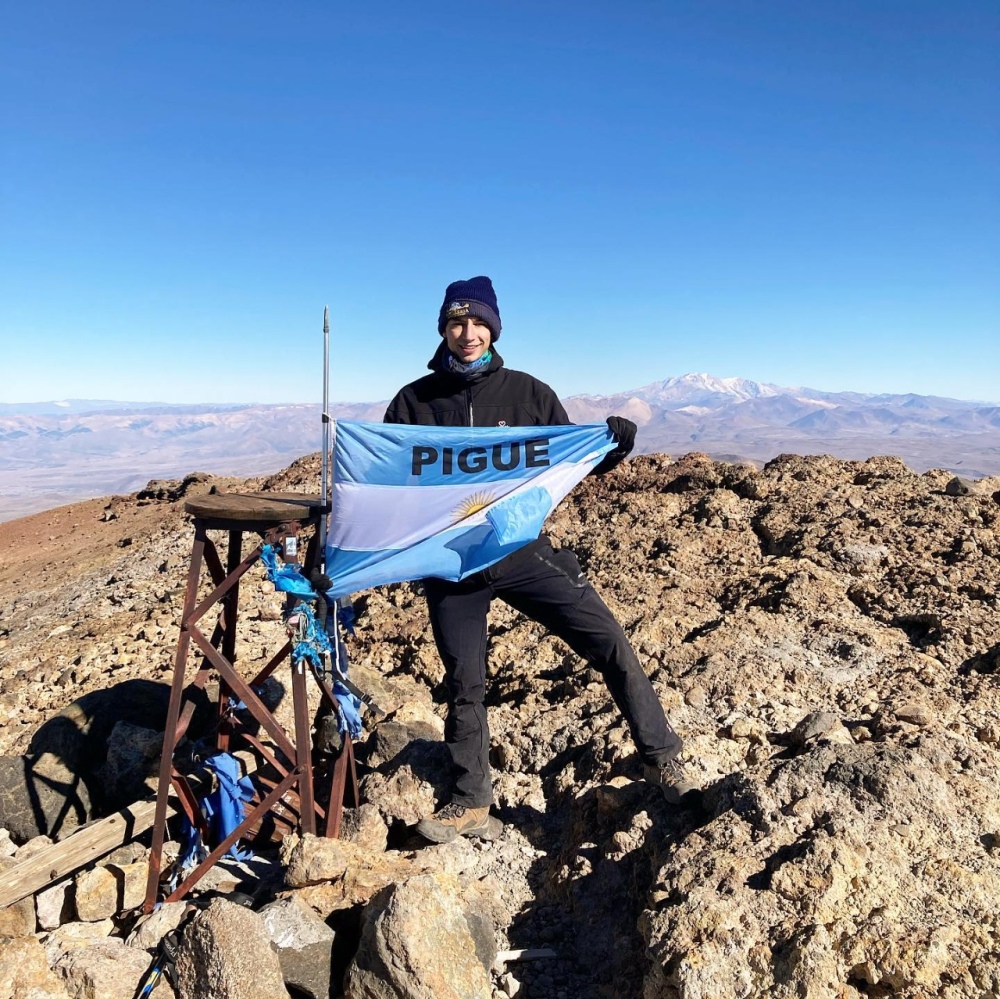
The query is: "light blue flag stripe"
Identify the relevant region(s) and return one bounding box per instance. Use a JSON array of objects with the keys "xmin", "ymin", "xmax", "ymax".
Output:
[
  {"xmin": 326, "ymin": 421, "xmax": 615, "ymax": 598},
  {"xmin": 335, "ymin": 422, "xmax": 608, "ymax": 487}
]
